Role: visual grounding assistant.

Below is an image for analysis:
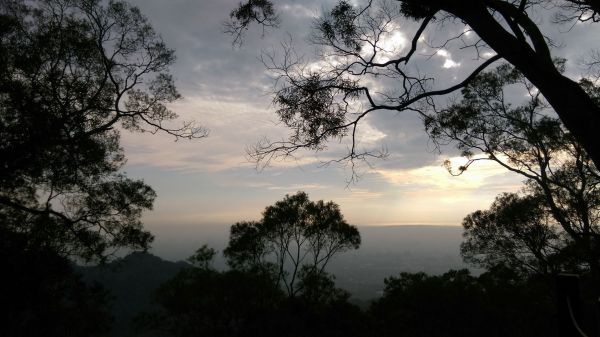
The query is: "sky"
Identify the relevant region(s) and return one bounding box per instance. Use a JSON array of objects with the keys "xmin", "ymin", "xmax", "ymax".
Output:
[{"xmin": 118, "ymin": 0, "xmax": 600, "ymax": 244}]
